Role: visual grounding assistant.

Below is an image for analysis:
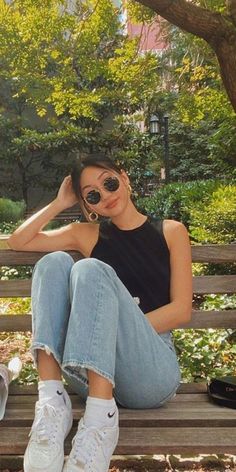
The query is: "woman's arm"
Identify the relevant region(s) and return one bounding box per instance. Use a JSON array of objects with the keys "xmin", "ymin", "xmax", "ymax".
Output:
[
  {"xmin": 7, "ymin": 176, "xmax": 90, "ymax": 253},
  {"xmin": 146, "ymin": 220, "xmax": 193, "ymax": 333}
]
